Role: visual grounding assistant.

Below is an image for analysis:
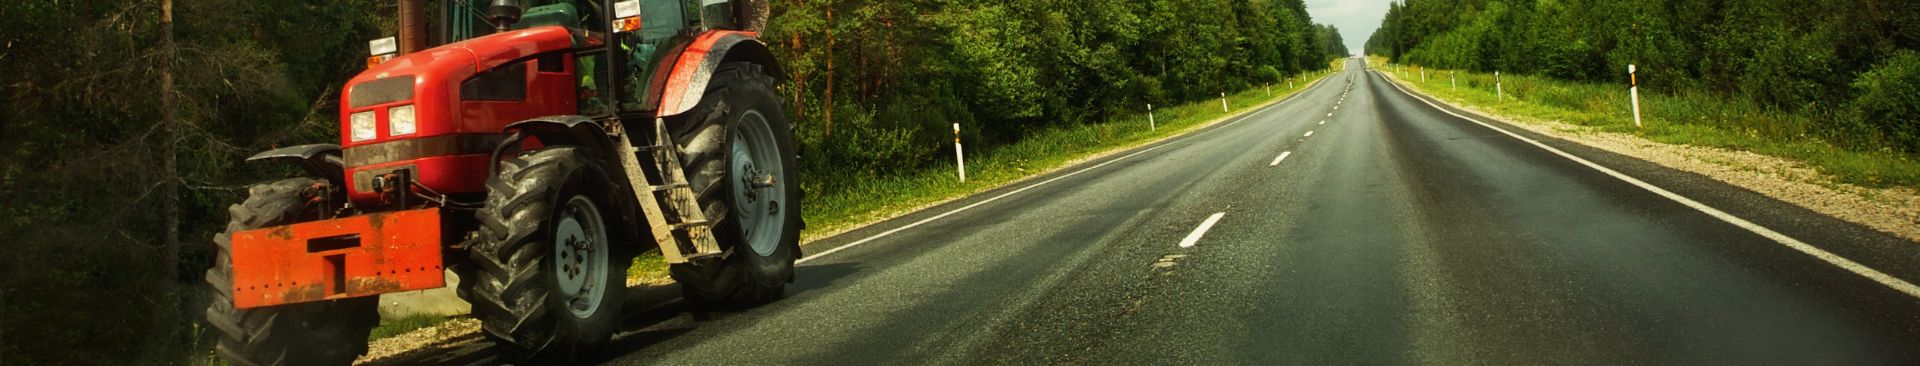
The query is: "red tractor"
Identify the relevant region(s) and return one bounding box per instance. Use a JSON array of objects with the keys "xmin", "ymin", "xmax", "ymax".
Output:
[{"xmin": 202, "ymin": 0, "xmax": 798, "ymax": 364}]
